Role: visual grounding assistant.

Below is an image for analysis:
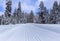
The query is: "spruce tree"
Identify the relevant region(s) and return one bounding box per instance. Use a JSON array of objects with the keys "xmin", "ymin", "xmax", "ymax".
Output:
[
  {"xmin": 27, "ymin": 11, "xmax": 34, "ymax": 23},
  {"xmin": 38, "ymin": 1, "xmax": 49, "ymax": 24},
  {"xmin": 13, "ymin": 9, "xmax": 17, "ymax": 18},
  {"xmin": 29, "ymin": 11, "xmax": 34, "ymax": 23},
  {"xmin": 50, "ymin": 1, "xmax": 58, "ymax": 24},
  {"xmin": 5, "ymin": 0, "xmax": 12, "ymax": 17},
  {"xmin": 17, "ymin": 2, "xmax": 22, "ymax": 23},
  {"xmin": 57, "ymin": 2, "xmax": 60, "ymax": 23}
]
